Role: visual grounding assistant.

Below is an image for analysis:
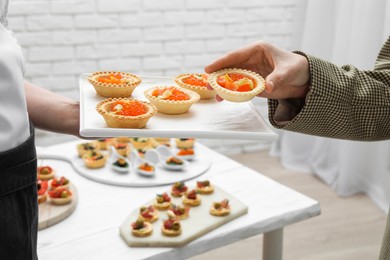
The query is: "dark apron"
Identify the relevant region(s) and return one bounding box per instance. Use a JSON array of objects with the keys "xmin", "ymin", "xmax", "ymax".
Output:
[{"xmin": 0, "ymin": 124, "xmax": 38, "ymax": 260}]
